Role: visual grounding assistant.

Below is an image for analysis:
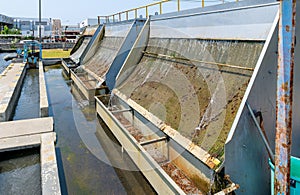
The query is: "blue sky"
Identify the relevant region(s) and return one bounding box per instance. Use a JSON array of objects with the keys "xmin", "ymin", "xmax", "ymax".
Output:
[{"xmin": 0, "ymin": 0, "xmax": 227, "ymax": 25}]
